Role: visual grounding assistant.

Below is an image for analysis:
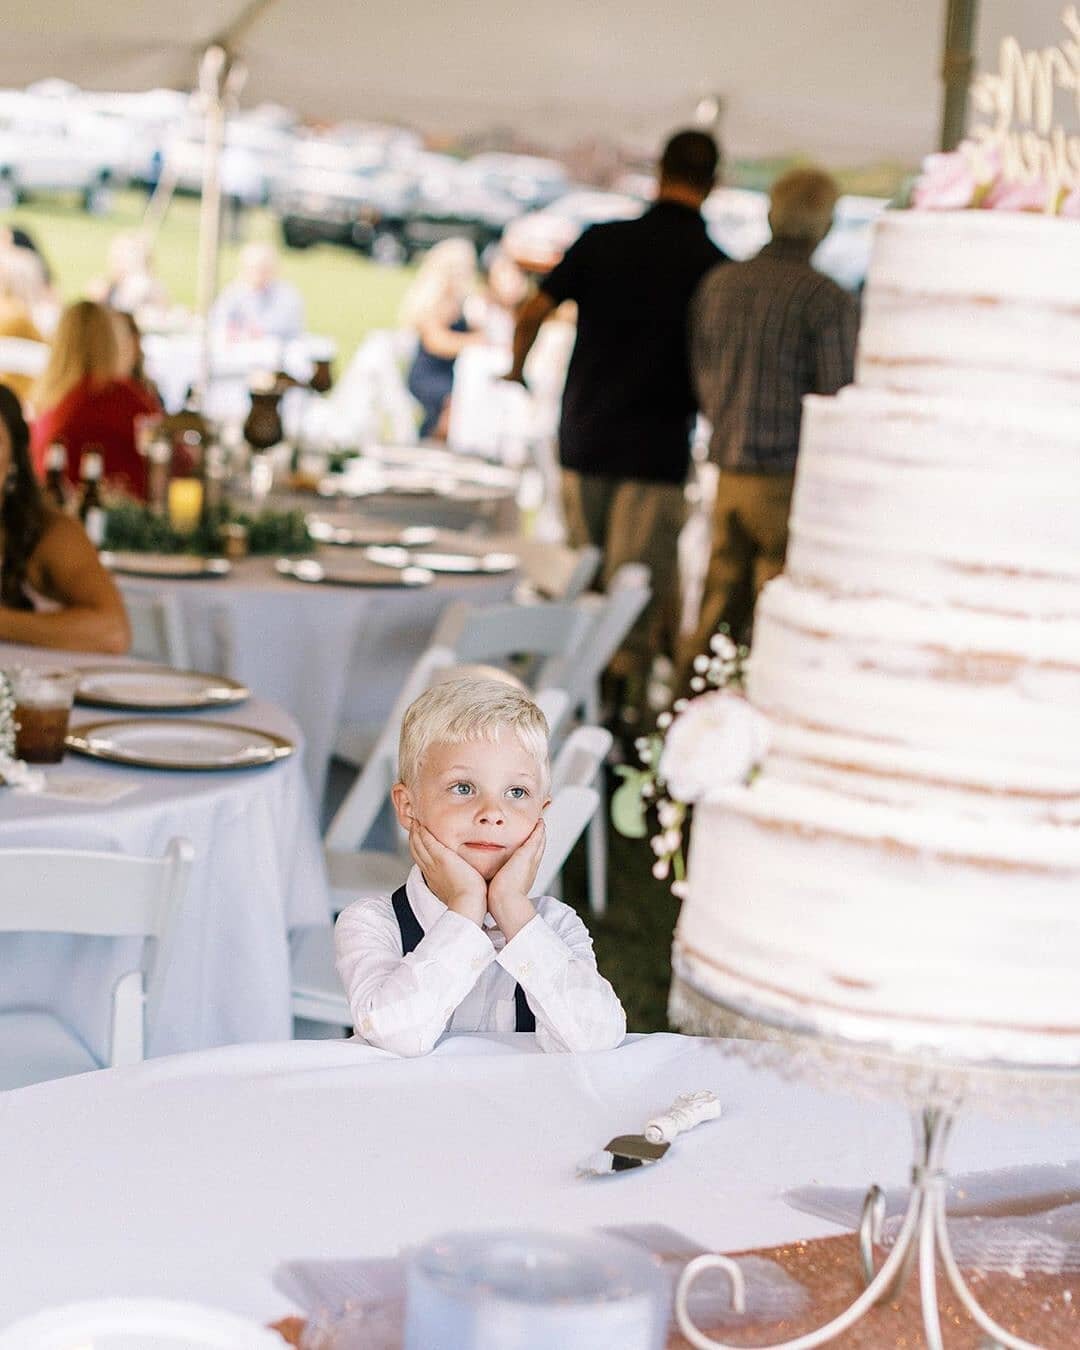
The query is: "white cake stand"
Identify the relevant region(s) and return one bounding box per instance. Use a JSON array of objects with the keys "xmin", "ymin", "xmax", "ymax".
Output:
[{"xmin": 668, "ymin": 973, "xmax": 1080, "ymax": 1350}]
